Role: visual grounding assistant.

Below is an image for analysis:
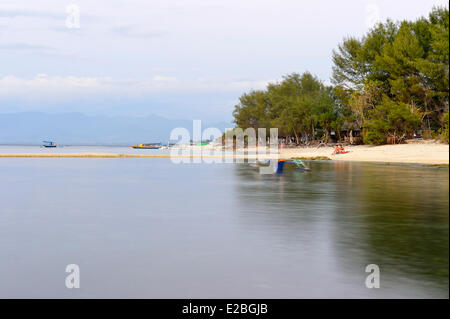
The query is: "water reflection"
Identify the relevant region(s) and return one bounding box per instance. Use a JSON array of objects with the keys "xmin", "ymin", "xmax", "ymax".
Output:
[
  {"xmin": 233, "ymin": 161, "xmax": 449, "ymax": 297},
  {"xmin": 0, "ymin": 157, "xmax": 447, "ymax": 298}
]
